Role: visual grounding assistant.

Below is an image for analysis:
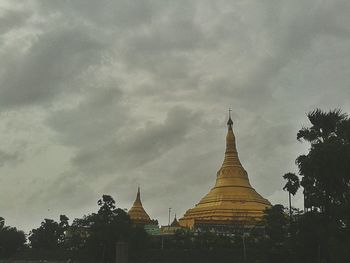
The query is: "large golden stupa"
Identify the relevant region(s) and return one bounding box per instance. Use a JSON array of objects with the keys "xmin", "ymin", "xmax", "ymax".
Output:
[
  {"xmin": 128, "ymin": 187, "xmax": 153, "ymax": 225},
  {"xmin": 179, "ymin": 114, "xmax": 271, "ymax": 228}
]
